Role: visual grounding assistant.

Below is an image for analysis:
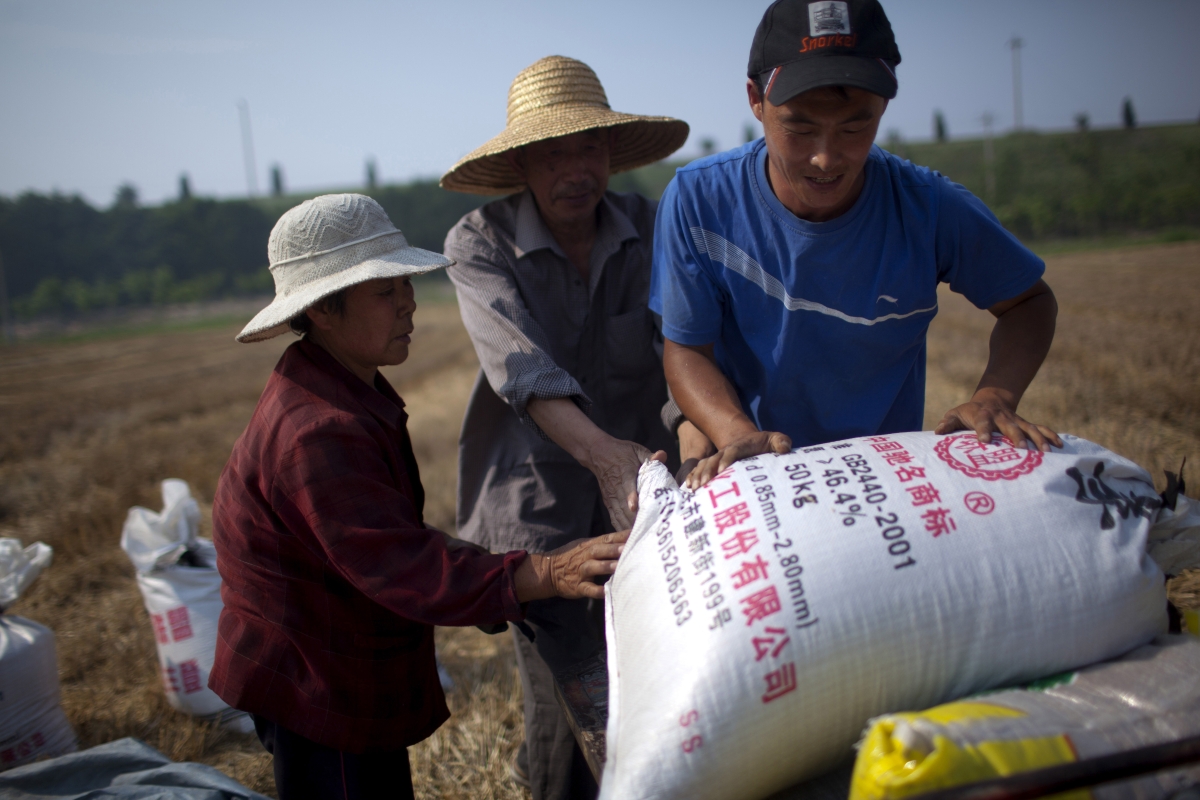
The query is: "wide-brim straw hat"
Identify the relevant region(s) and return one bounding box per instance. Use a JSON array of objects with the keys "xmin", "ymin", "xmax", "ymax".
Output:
[
  {"xmin": 237, "ymin": 193, "xmax": 453, "ymax": 343},
  {"xmin": 440, "ymin": 56, "xmax": 690, "ymax": 195}
]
